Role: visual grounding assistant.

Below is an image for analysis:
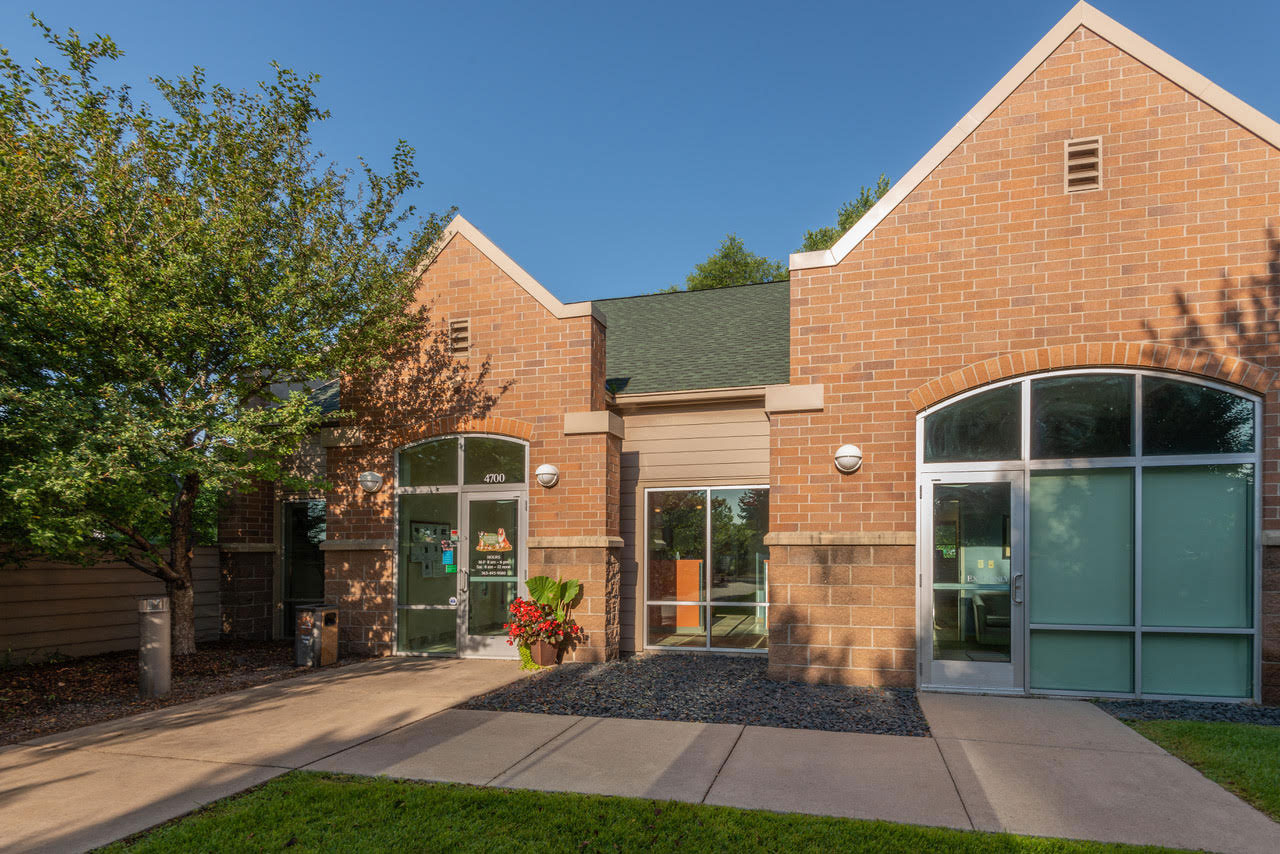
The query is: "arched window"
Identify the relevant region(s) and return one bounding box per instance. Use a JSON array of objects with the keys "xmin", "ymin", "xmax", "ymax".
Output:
[{"xmin": 919, "ymin": 371, "xmax": 1260, "ymax": 700}]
